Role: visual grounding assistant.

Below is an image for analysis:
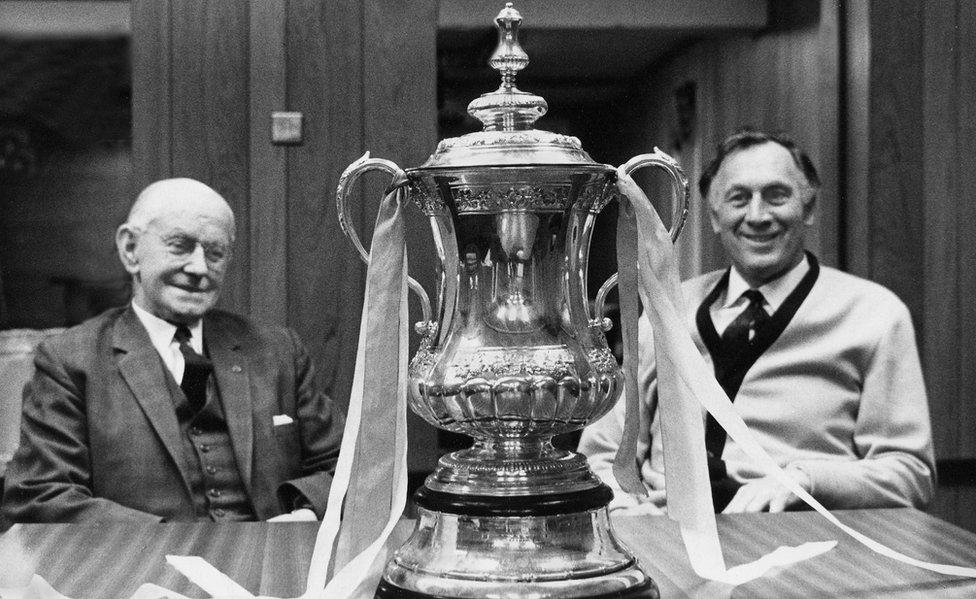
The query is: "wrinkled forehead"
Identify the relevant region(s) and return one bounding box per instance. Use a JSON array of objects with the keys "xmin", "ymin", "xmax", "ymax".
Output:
[
  {"xmin": 145, "ymin": 209, "xmax": 235, "ymax": 243},
  {"xmin": 711, "ymin": 142, "xmax": 812, "ymax": 195}
]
